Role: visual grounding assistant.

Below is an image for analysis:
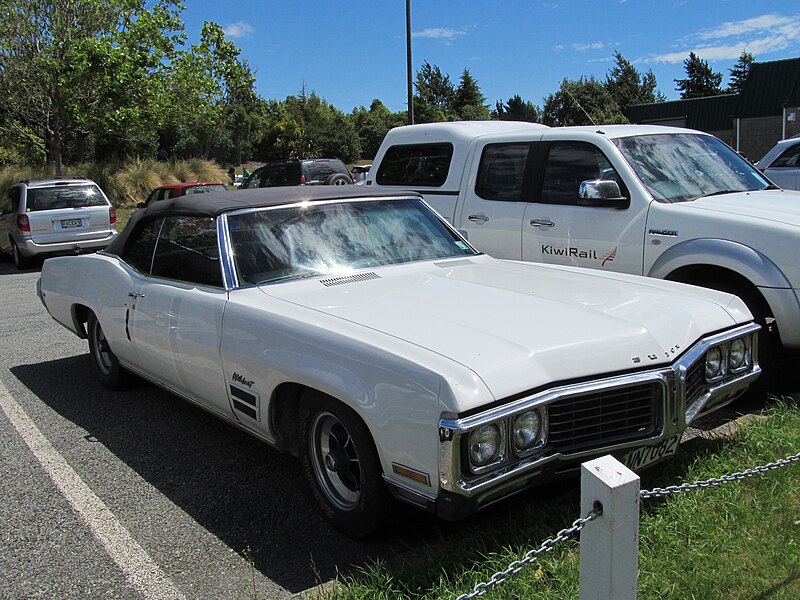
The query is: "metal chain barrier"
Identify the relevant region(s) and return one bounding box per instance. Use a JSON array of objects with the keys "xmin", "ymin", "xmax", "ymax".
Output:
[
  {"xmin": 455, "ymin": 504, "xmax": 602, "ymax": 600},
  {"xmin": 640, "ymin": 449, "xmax": 800, "ymax": 499},
  {"xmin": 455, "ymin": 449, "xmax": 800, "ymax": 599}
]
